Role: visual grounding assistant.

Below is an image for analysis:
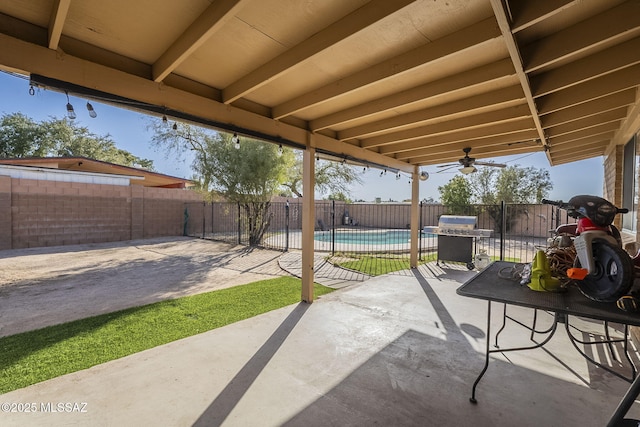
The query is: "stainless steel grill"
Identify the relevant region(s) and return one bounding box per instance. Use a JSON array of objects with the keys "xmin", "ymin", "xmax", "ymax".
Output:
[
  {"xmin": 424, "ymin": 216, "xmax": 492, "ymax": 270},
  {"xmin": 423, "ymin": 215, "xmax": 492, "ymax": 237}
]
